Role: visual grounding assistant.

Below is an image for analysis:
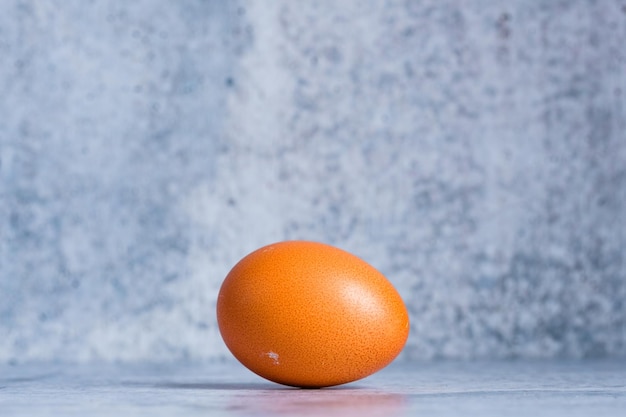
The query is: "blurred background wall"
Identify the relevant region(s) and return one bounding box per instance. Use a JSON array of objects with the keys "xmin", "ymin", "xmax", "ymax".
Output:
[{"xmin": 1, "ymin": 0, "xmax": 625, "ymax": 363}]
